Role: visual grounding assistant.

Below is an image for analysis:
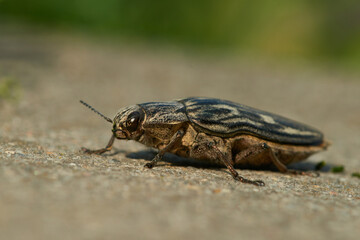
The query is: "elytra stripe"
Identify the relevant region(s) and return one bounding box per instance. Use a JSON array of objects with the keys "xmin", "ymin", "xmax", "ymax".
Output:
[{"xmin": 180, "ymin": 97, "xmax": 323, "ymax": 146}]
